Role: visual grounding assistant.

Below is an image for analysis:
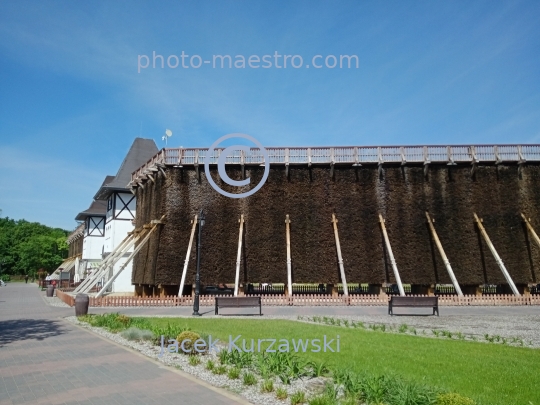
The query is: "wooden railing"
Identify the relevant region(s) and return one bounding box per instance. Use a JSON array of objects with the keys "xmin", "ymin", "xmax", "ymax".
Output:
[
  {"xmin": 132, "ymin": 144, "xmax": 540, "ymax": 184},
  {"xmin": 55, "ymin": 292, "xmax": 540, "ymax": 307}
]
